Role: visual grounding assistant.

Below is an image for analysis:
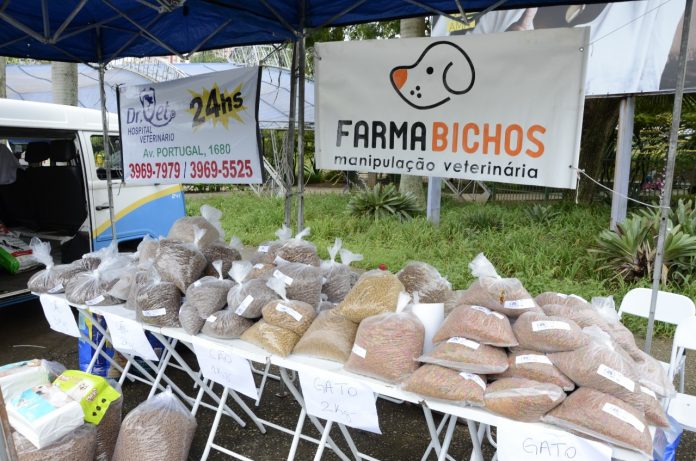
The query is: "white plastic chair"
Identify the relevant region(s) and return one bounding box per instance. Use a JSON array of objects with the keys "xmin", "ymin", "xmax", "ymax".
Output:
[
  {"xmin": 618, "ymin": 287, "xmax": 695, "ymax": 392},
  {"xmin": 667, "ymin": 316, "xmax": 696, "ymax": 431}
]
